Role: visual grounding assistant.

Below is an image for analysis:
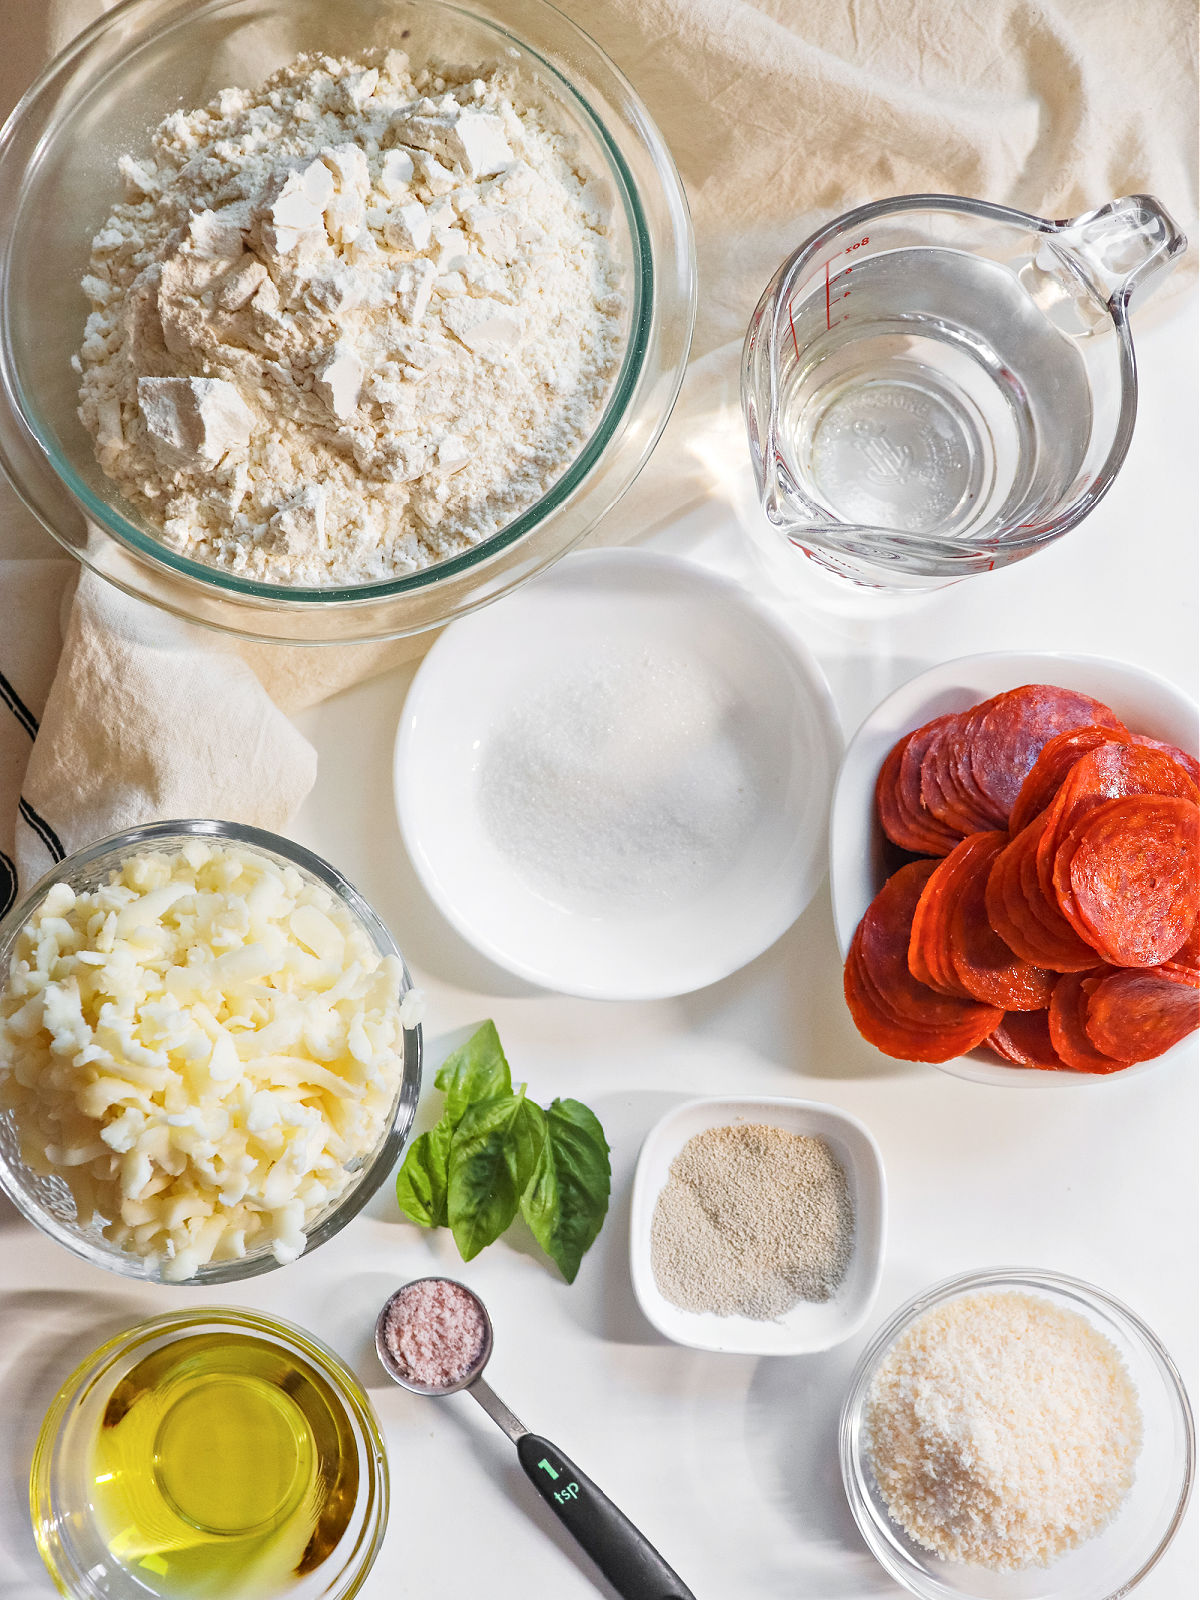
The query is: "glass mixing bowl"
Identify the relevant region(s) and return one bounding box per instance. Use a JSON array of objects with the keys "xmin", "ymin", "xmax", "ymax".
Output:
[
  {"xmin": 840, "ymin": 1268, "xmax": 1196, "ymax": 1600},
  {"xmin": 0, "ymin": 819, "xmax": 422, "ymax": 1283},
  {"xmin": 0, "ymin": 0, "xmax": 696, "ymax": 643},
  {"xmin": 31, "ymin": 1307, "xmax": 388, "ymax": 1600}
]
